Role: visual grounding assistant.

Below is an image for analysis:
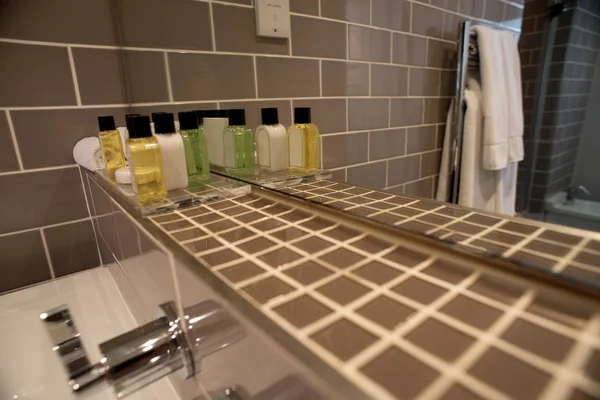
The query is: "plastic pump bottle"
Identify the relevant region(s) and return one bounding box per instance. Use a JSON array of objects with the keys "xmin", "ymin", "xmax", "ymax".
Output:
[
  {"xmin": 127, "ymin": 116, "xmax": 167, "ymax": 204},
  {"xmin": 255, "ymin": 108, "xmax": 288, "ymax": 172},
  {"xmin": 153, "ymin": 113, "xmax": 188, "ymax": 191},
  {"xmin": 203, "ymin": 110, "xmax": 229, "ymax": 167},
  {"xmin": 223, "ymin": 109, "xmax": 255, "ymax": 174},
  {"xmin": 179, "ymin": 111, "xmax": 210, "ymax": 183},
  {"xmin": 97, "ymin": 116, "xmax": 126, "ymax": 180}
]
